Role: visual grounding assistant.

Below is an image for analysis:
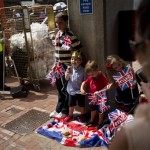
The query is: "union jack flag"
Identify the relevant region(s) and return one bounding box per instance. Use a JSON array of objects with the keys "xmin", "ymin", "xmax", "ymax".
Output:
[
  {"xmin": 112, "ymin": 65, "xmax": 134, "ymax": 91},
  {"xmin": 97, "ymin": 90, "xmax": 110, "ymax": 113},
  {"xmin": 64, "ymin": 36, "xmax": 71, "ymax": 46},
  {"xmin": 108, "ymin": 109, "xmax": 128, "ymax": 135},
  {"xmin": 55, "ymin": 63, "xmax": 65, "ymax": 78},
  {"xmin": 87, "ymin": 89, "xmax": 109, "ymax": 113},
  {"xmin": 46, "ymin": 72, "xmax": 56, "ymax": 86},
  {"xmin": 87, "ymin": 93, "xmax": 98, "ymax": 105}
]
